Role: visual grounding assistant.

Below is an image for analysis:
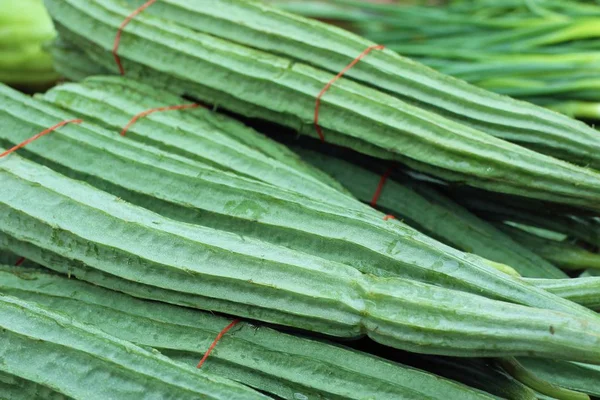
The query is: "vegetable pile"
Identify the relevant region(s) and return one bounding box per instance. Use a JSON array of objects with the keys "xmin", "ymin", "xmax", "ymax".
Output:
[
  {"xmin": 277, "ymin": 0, "xmax": 600, "ymax": 120},
  {"xmin": 1, "ymin": 0, "xmax": 600, "ymax": 399}
]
